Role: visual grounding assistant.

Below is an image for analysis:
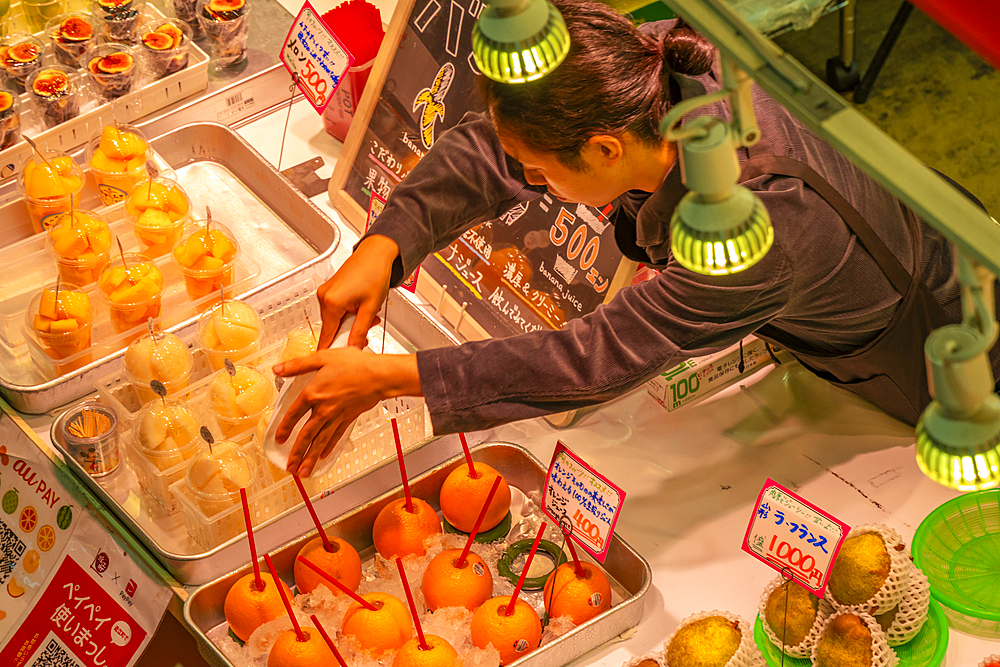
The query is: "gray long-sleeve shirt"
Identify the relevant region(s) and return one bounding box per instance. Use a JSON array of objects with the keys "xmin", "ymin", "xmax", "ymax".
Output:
[{"xmin": 364, "ymin": 33, "xmax": 974, "ymax": 435}]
